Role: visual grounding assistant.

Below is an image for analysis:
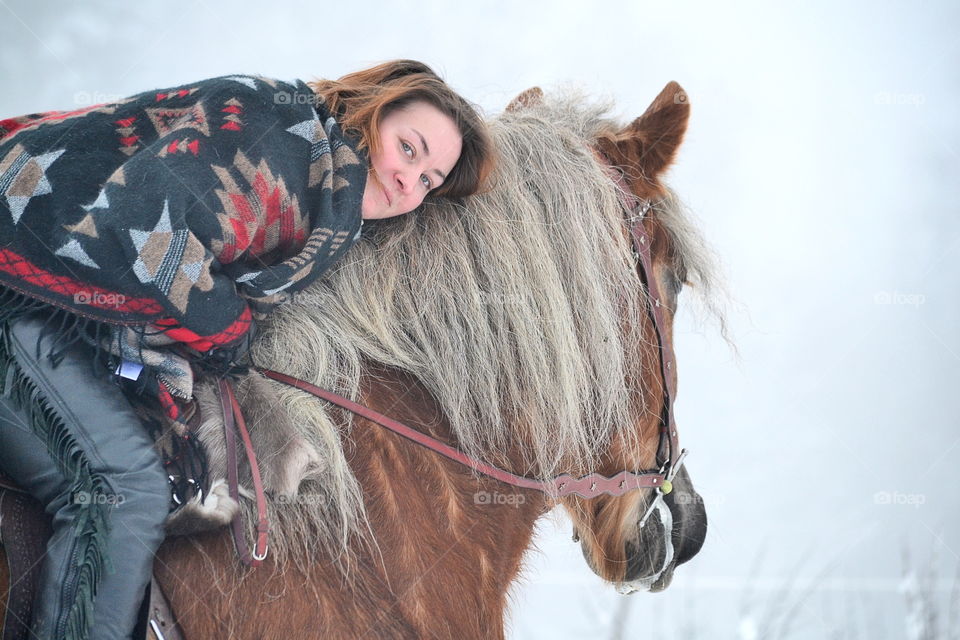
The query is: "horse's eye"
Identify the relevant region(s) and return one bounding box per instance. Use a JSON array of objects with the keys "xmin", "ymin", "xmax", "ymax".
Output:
[
  {"xmin": 661, "ymin": 270, "xmax": 684, "ymax": 305},
  {"xmin": 673, "ymin": 264, "xmax": 688, "ymax": 296},
  {"xmin": 672, "ymin": 274, "xmax": 685, "ymax": 296}
]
